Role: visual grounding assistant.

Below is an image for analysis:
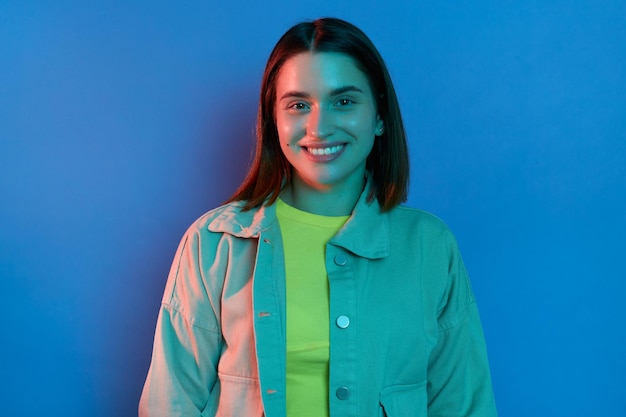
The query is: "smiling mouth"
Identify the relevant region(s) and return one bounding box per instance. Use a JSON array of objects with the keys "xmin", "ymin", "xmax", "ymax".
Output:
[{"xmin": 304, "ymin": 144, "xmax": 345, "ymax": 156}]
